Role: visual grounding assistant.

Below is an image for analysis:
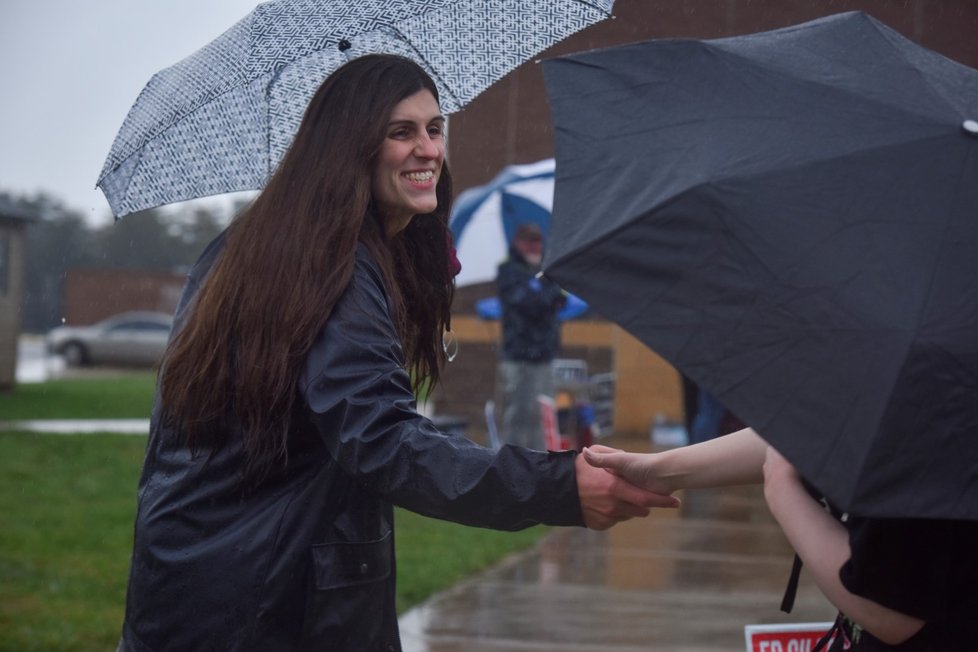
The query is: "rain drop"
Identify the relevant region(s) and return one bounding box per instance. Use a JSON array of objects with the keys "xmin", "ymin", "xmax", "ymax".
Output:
[{"xmin": 963, "ymin": 119, "xmax": 978, "ymax": 135}]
